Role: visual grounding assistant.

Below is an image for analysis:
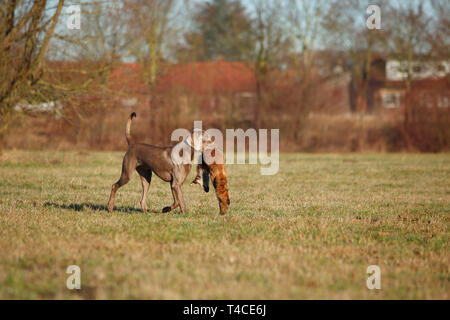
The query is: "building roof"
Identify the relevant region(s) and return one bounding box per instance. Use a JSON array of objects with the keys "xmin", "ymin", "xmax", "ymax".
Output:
[
  {"xmin": 44, "ymin": 60, "xmax": 258, "ymax": 99},
  {"xmin": 157, "ymin": 60, "xmax": 256, "ymax": 95}
]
